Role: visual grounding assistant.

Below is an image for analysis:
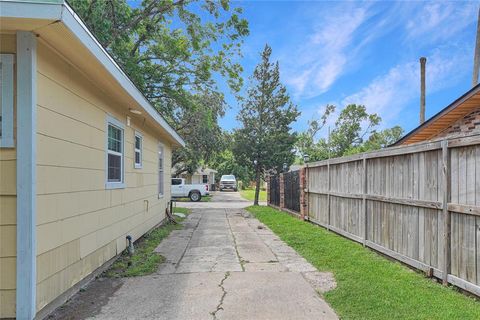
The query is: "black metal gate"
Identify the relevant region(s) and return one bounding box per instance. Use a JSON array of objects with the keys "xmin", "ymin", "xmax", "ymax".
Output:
[
  {"xmin": 269, "ymin": 175, "xmax": 280, "ymax": 206},
  {"xmin": 284, "ymin": 171, "xmax": 300, "ymax": 212}
]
